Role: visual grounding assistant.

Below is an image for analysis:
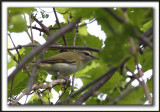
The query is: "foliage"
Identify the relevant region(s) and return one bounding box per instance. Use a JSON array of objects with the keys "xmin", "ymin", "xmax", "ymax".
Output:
[{"xmin": 7, "ymin": 7, "xmax": 153, "ymax": 105}]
